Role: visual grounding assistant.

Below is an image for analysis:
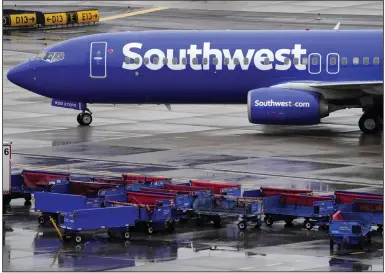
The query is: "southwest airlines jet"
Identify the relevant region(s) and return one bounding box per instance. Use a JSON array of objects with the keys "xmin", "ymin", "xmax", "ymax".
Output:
[{"xmin": 7, "ymin": 29, "xmax": 384, "ymax": 134}]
